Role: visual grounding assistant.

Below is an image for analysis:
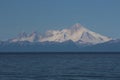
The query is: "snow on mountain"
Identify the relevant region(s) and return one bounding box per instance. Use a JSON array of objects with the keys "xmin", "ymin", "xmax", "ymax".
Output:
[
  {"xmin": 40, "ymin": 23, "xmax": 112, "ymax": 44},
  {"xmin": 10, "ymin": 32, "xmax": 41, "ymax": 42},
  {"xmin": 10, "ymin": 23, "xmax": 112, "ymax": 44}
]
